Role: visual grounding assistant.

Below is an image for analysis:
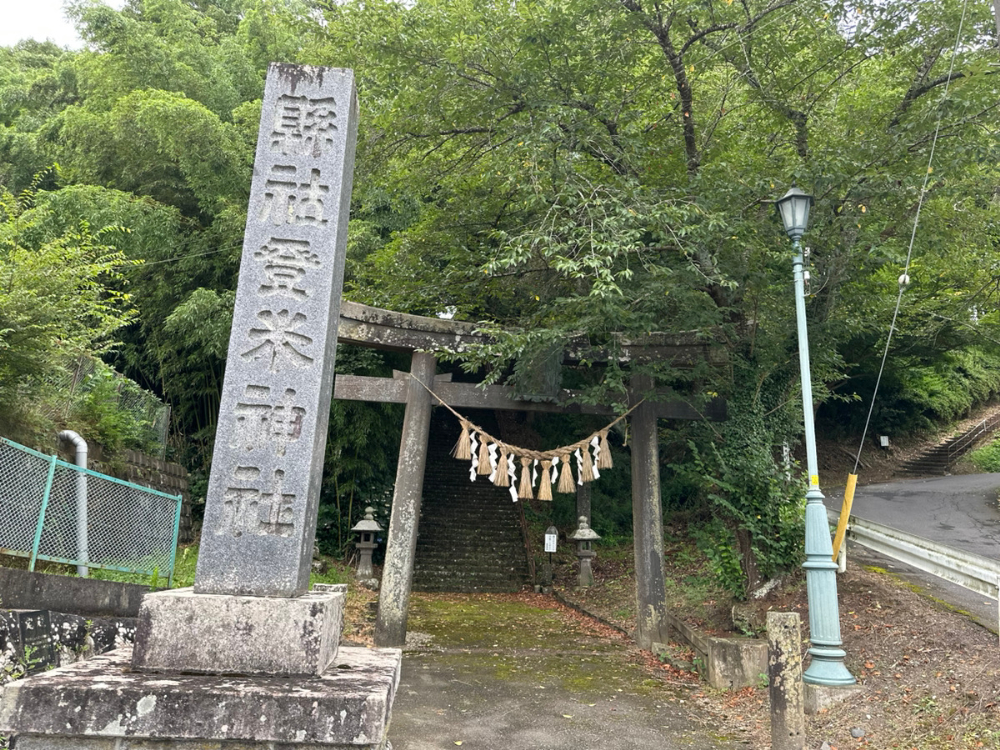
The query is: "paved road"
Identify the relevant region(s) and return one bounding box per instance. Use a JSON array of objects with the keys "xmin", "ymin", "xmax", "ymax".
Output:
[
  {"xmin": 825, "ymin": 473, "xmax": 1000, "ymax": 559},
  {"xmin": 825, "ymin": 473, "xmax": 1000, "ymax": 631}
]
